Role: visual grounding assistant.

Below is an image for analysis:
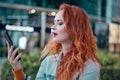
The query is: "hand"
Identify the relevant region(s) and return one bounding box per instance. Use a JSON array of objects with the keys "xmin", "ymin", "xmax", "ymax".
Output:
[{"xmin": 7, "ymin": 42, "xmax": 22, "ymax": 70}]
